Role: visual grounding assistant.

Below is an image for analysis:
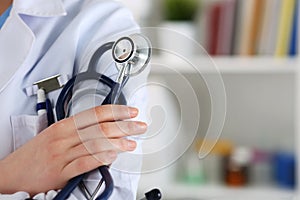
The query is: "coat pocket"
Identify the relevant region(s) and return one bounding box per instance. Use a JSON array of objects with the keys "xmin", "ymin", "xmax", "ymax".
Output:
[{"xmin": 11, "ymin": 113, "xmax": 48, "ymax": 150}]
